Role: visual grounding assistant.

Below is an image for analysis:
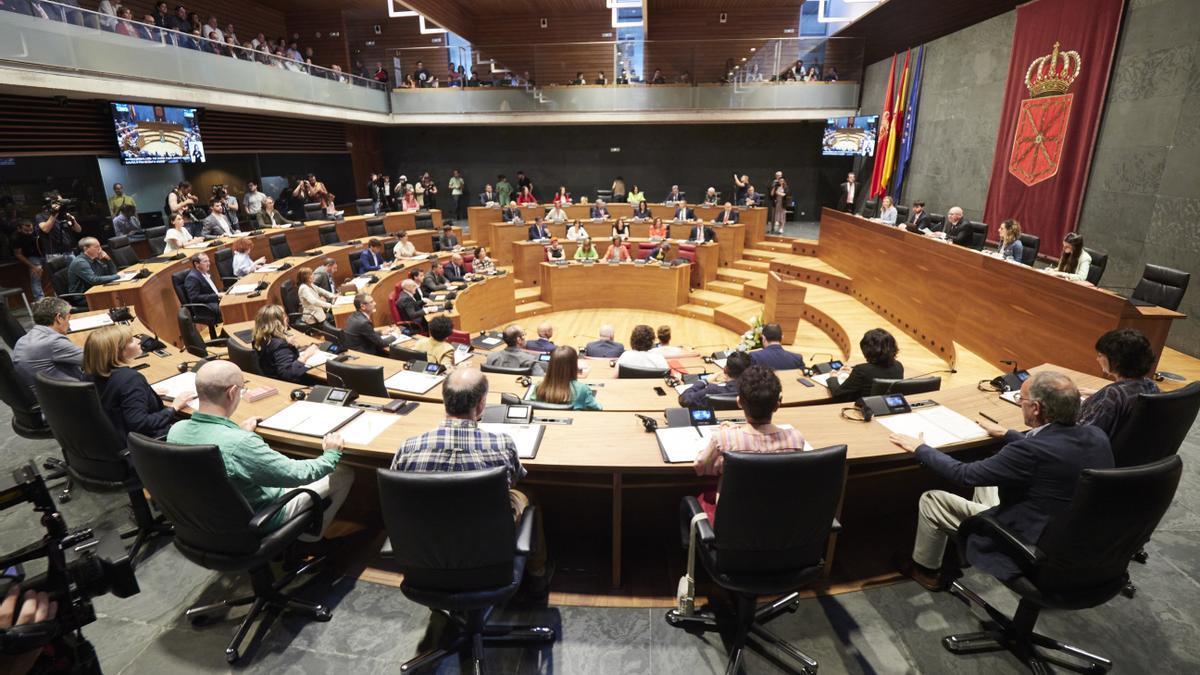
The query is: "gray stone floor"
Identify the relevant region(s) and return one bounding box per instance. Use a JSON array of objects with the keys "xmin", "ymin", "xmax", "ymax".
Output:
[{"xmin": 2, "ymin": 406, "xmax": 1198, "ymax": 674}]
